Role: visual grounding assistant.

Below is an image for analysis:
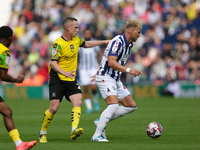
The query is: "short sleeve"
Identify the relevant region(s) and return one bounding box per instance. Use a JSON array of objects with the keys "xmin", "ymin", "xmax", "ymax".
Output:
[{"xmin": 78, "ymin": 36, "xmax": 85, "ymax": 47}]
